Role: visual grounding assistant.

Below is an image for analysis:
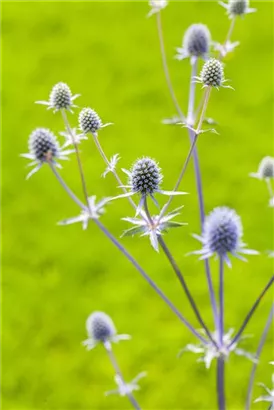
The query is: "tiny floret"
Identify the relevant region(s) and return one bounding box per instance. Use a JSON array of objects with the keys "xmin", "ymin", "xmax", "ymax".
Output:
[
  {"xmin": 86, "ymin": 311, "xmax": 116, "ymax": 342},
  {"xmin": 191, "ymin": 206, "xmax": 258, "ymax": 267},
  {"xmin": 79, "ymin": 108, "xmax": 102, "ymax": 135},
  {"xmin": 36, "ymin": 82, "xmax": 80, "ymax": 112},
  {"xmin": 200, "ymin": 58, "xmax": 224, "ymax": 87},
  {"xmin": 250, "ymin": 157, "xmax": 274, "ymax": 180},
  {"xmin": 131, "ymin": 157, "xmax": 162, "ymax": 196},
  {"xmin": 176, "ymin": 24, "xmax": 211, "ymax": 61},
  {"xmin": 219, "ymin": 0, "xmax": 256, "ymax": 18}
]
